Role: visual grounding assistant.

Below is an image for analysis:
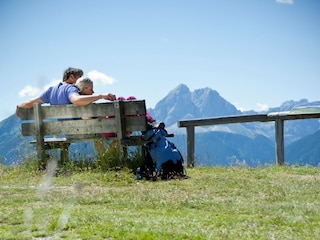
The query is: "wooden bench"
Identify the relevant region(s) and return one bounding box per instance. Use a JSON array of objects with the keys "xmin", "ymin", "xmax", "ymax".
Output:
[{"xmin": 19, "ymin": 100, "xmax": 149, "ymax": 167}]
